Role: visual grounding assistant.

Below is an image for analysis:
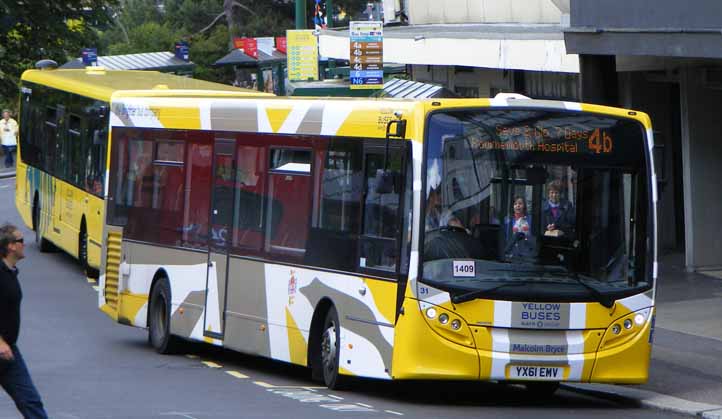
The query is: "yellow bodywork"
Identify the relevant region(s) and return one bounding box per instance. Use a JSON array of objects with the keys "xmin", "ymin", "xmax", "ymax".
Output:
[
  {"xmin": 92, "ymin": 89, "xmax": 654, "ymax": 385},
  {"xmin": 15, "ymin": 68, "xmax": 265, "ymax": 272}
]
